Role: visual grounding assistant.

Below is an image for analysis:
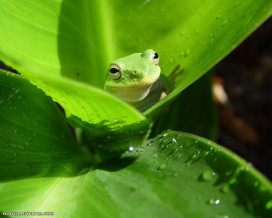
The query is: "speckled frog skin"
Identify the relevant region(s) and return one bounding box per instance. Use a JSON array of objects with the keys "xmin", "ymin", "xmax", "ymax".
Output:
[{"xmin": 104, "ymin": 49, "xmax": 165, "ymax": 112}]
